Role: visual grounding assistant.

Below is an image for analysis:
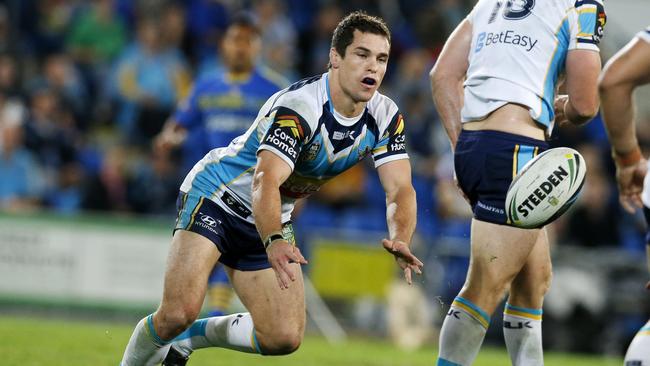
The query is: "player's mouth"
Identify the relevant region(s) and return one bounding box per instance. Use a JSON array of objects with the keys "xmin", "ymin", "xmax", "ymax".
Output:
[{"xmin": 361, "ymin": 77, "xmax": 377, "ymax": 87}]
